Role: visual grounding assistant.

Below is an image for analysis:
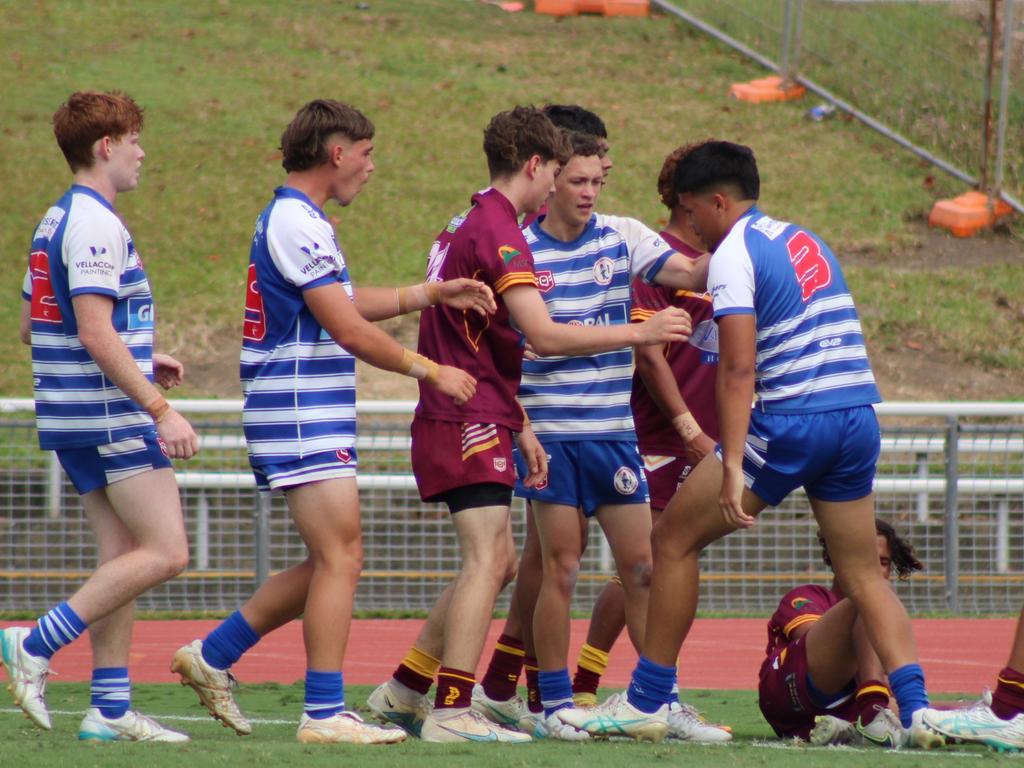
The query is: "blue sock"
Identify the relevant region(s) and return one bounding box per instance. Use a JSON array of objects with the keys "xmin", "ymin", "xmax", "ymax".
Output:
[
  {"xmin": 202, "ymin": 611, "xmax": 260, "ymax": 670},
  {"xmin": 304, "ymin": 670, "xmax": 344, "ymax": 720},
  {"xmin": 889, "ymin": 663, "xmax": 929, "ymax": 728},
  {"xmin": 538, "ymin": 668, "xmax": 573, "ymax": 717},
  {"xmin": 628, "ymin": 656, "xmax": 675, "ymax": 714},
  {"xmin": 24, "ymin": 602, "xmax": 87, "ymax": 659},
  {"xmin": 91, "ymin": 667, "xmax": 131, "ymax": 719}
]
